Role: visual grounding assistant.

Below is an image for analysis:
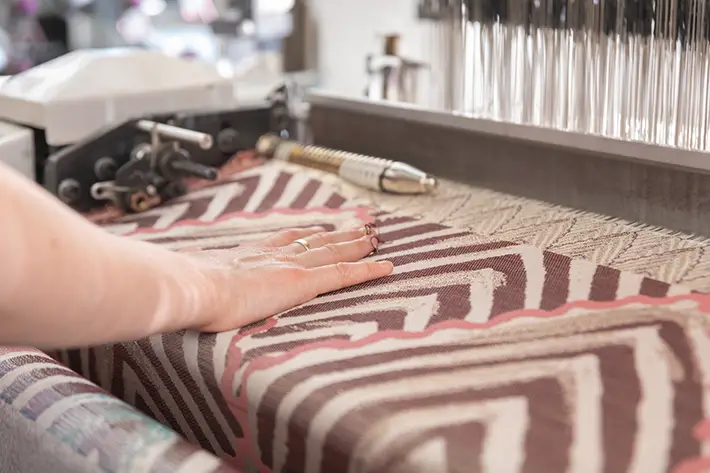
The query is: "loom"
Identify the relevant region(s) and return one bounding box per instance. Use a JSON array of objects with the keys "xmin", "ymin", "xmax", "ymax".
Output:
[
  {"xmin": 0, "ymin": 48, "xmax": 278, "ymax": 213},
  {"xmin": 0, "ymin": 0, "xmax": 299, "ymax": 213},
  {"xmin": 5, "ymin": 3, "xmax": 710, "ymax": 472},
  {"xmin": 0, "ymin": 0, "xmax": 704, "ymax": 235}
]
